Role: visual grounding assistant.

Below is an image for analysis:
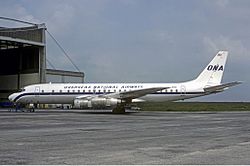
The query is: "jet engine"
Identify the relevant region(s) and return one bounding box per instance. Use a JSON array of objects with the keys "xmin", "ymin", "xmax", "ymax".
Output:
[{"xmin": 74, "ymin": 97, "xmax": 122, "ymax": 109}]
